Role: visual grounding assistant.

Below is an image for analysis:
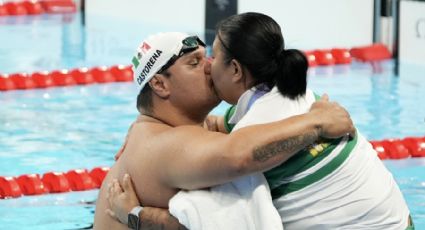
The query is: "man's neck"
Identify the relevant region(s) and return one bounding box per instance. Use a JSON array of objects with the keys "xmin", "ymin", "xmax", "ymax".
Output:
[{"xmin": 141, "ymin": 104, "xmax": 208, "ymax": 127}]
